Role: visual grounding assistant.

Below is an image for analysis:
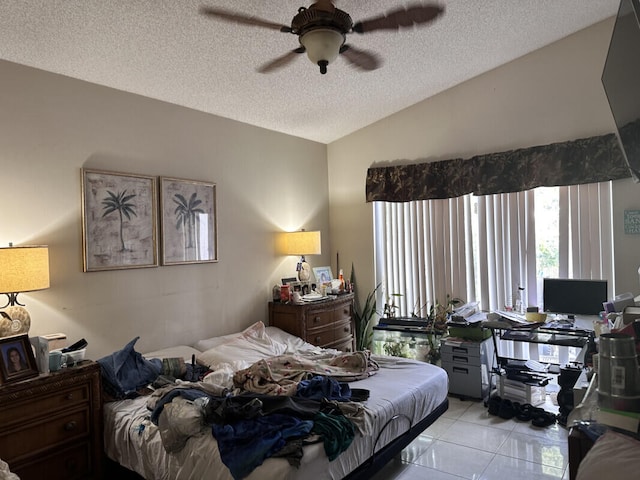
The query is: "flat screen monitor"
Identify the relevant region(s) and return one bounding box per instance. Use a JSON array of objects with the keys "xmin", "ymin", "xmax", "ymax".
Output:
[
  {"xmin": 543, "ymin": 278, "xmax": 608, "ymax": 315},
  {"xmin": 601, "ymin": 0, "xmax": 640, "ymax": 182}
]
